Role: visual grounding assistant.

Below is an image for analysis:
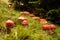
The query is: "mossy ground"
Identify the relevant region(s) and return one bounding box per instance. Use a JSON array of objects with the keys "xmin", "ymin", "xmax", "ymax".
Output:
[{"xmin": 0, "ymin": 2, "xmax": 60, "ymax": 40}]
